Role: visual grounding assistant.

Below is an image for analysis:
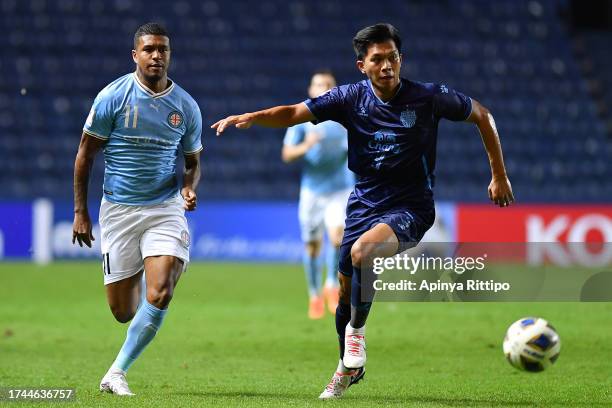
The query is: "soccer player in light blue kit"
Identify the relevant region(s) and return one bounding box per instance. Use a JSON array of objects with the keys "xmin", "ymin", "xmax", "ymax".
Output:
[
  {"xmin": 213, "ymin": 23, "xmax": 514, "ymax": 399},
  {"xmin": 283, "ymin": 70, "xmax": 354, "ymax": 319},
  {"xmin": 72, "ymin": 23, "xmax": 202, "ymax": 396}
]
